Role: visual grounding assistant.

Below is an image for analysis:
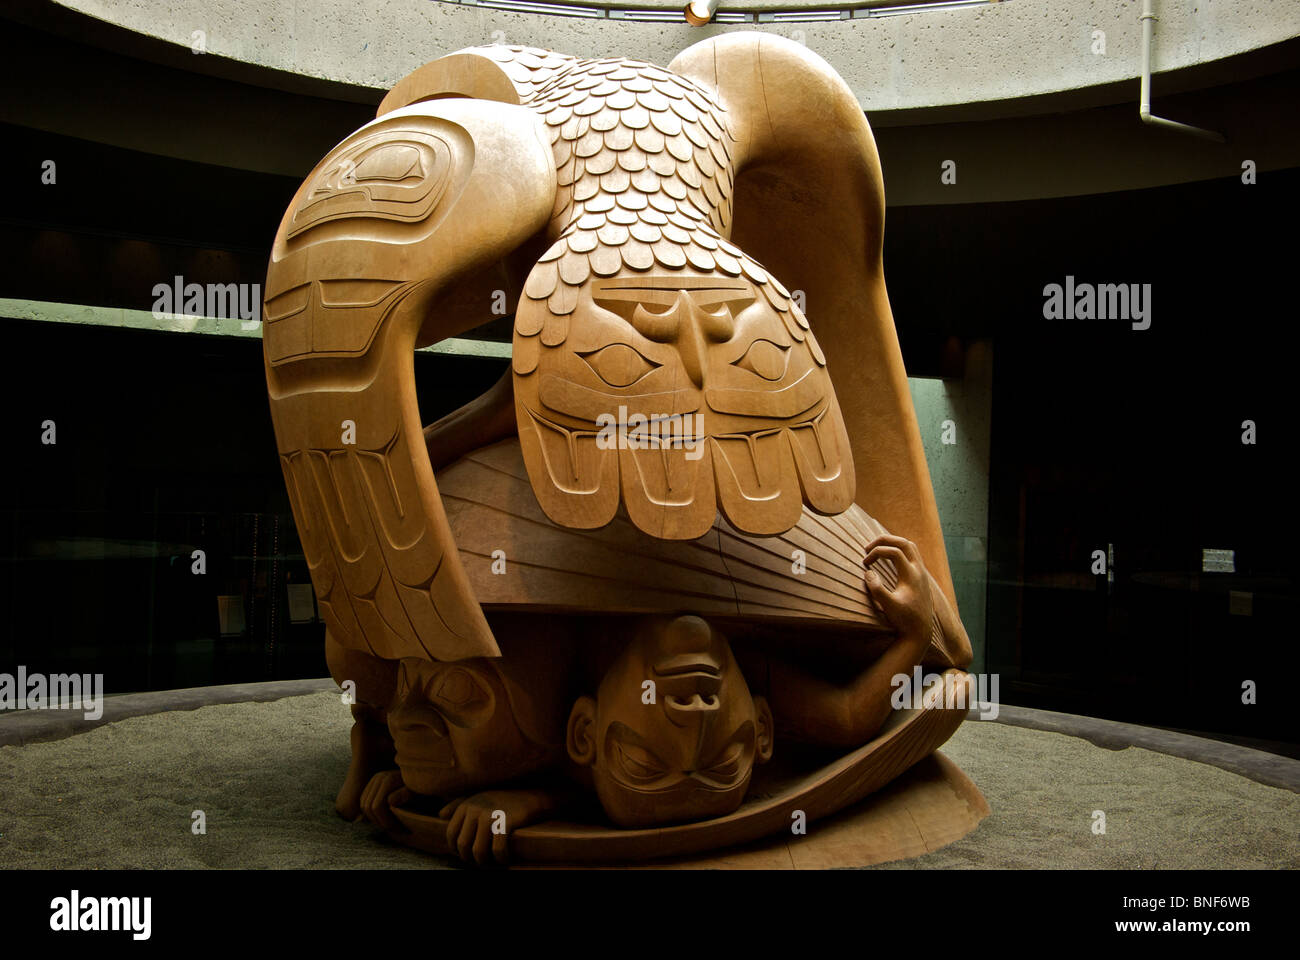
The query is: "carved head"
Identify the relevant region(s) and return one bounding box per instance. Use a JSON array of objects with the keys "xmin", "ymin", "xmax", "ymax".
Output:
[
  {"xmin": 388, "ymin": 655, "xmax": 562, "ymax": 798},
  {"xmin": 566, "ymin": 614, "xmax": 774, "ymax": 827},
  {"xmin": 514, "ymin": 238, "xmax": 855, "ymax": 541}
]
